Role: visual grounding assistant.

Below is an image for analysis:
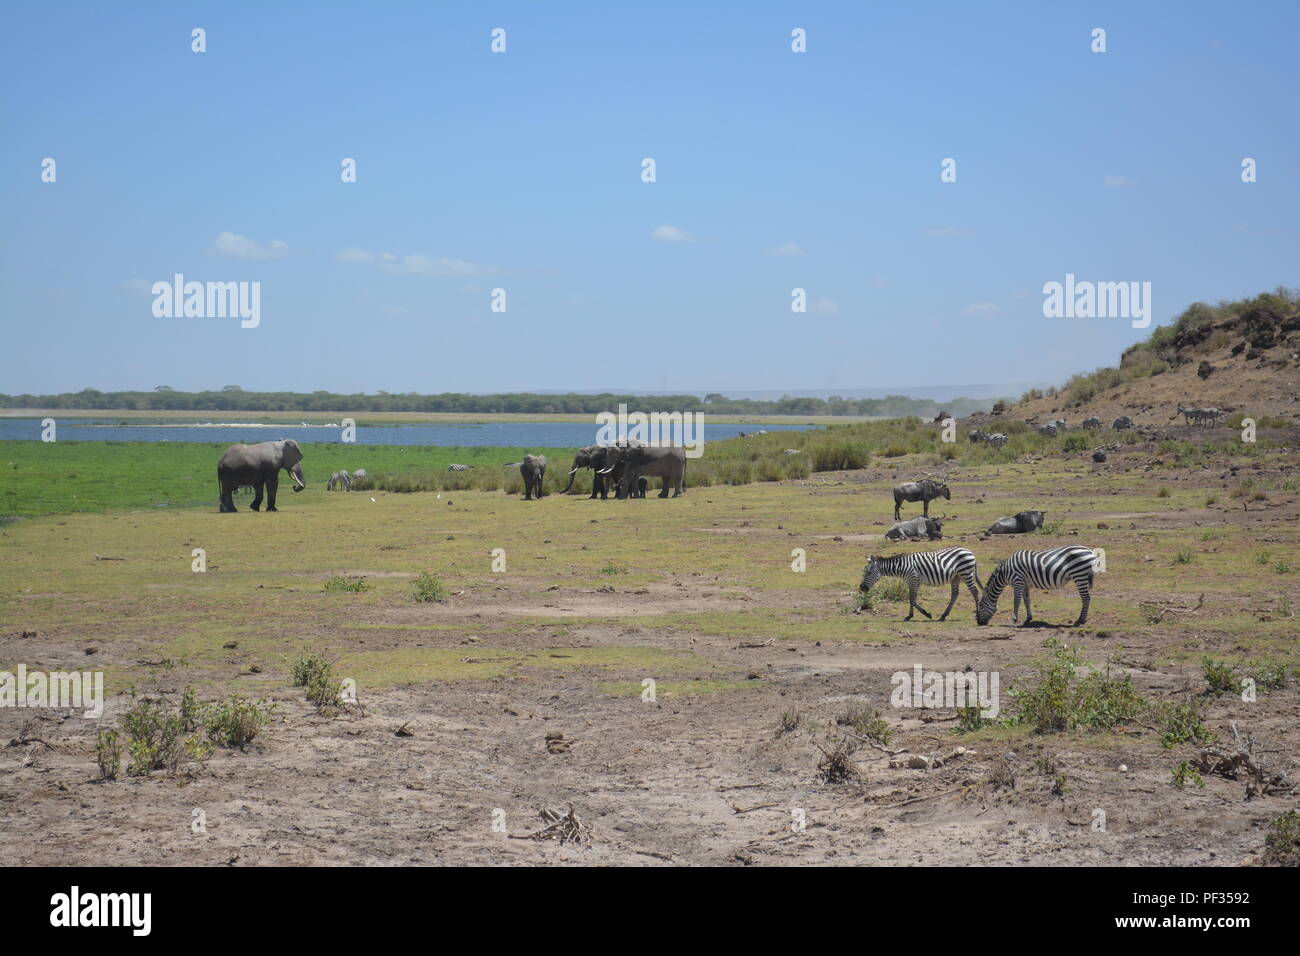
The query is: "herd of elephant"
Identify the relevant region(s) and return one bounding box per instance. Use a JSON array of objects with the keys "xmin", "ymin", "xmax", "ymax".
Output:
[{"xmin": 214, "ymin": 439, "xmax": 687, "ymax": 511}]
